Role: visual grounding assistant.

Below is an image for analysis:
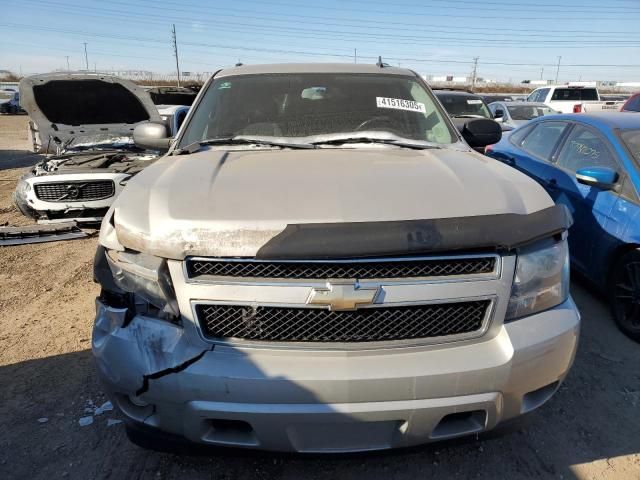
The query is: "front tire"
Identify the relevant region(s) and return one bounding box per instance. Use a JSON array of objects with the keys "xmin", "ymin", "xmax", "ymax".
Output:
[{"xmin": 609, "ymin": 249, "xmax": 640, "ymax": 341}]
